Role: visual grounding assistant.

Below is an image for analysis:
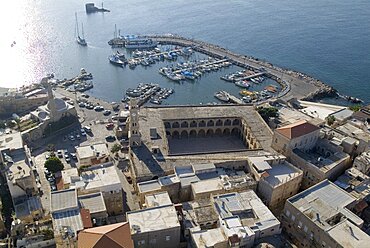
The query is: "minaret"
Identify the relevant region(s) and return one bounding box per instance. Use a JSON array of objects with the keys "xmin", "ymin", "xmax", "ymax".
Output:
[
  {"xmin": 129, "ymin": 98, "xmax": 141, "ymax": 147},
  {"xmin": 46, "ymin": 80, "xmax": 57, "ymax": 121}
]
